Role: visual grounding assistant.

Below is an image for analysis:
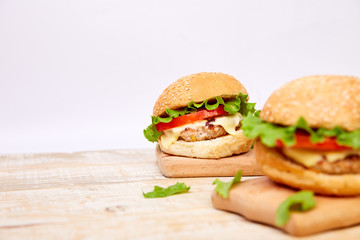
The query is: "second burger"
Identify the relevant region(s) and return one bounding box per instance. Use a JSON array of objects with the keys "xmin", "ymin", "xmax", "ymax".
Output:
[{"xmin": 242, "ymin": 75, "xmax": 360, "ymax": 196}]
